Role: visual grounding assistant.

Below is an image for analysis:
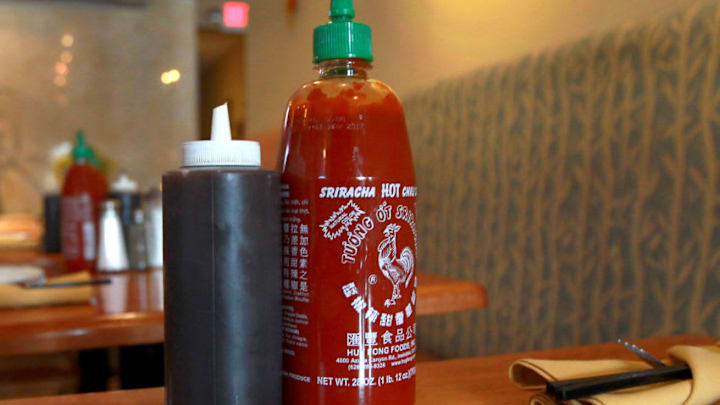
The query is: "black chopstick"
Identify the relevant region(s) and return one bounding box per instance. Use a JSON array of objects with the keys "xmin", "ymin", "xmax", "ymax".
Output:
[
  {"xmin": 22, "ymin": 279, "xmax": 112, "ymax": 289},
  {"xmin": 546, "ymin": 364, "xmax": 692, "ymax": 401}
]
